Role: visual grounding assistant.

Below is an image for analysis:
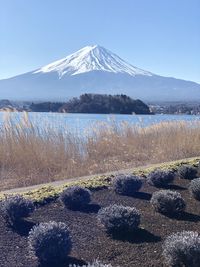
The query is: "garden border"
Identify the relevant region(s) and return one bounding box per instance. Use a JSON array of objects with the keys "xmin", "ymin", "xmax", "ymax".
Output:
[{"xmin": 1, "ymin": 157, "xmax": 199, "ymax": 205}]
